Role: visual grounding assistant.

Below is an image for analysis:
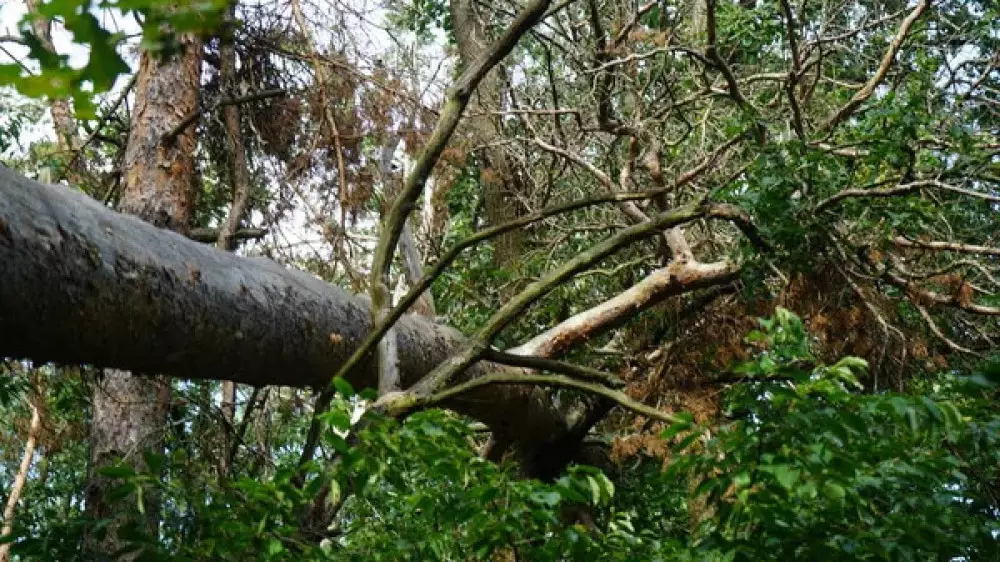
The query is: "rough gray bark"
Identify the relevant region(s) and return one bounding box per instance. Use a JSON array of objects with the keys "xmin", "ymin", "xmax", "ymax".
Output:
[
  {"xmin": 0, "ymin": 167, "xmax": 563, "ymax": 439},
  {"xmin": 0, "ymin": 170, "xmax": 739, "ymax": 471}
]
